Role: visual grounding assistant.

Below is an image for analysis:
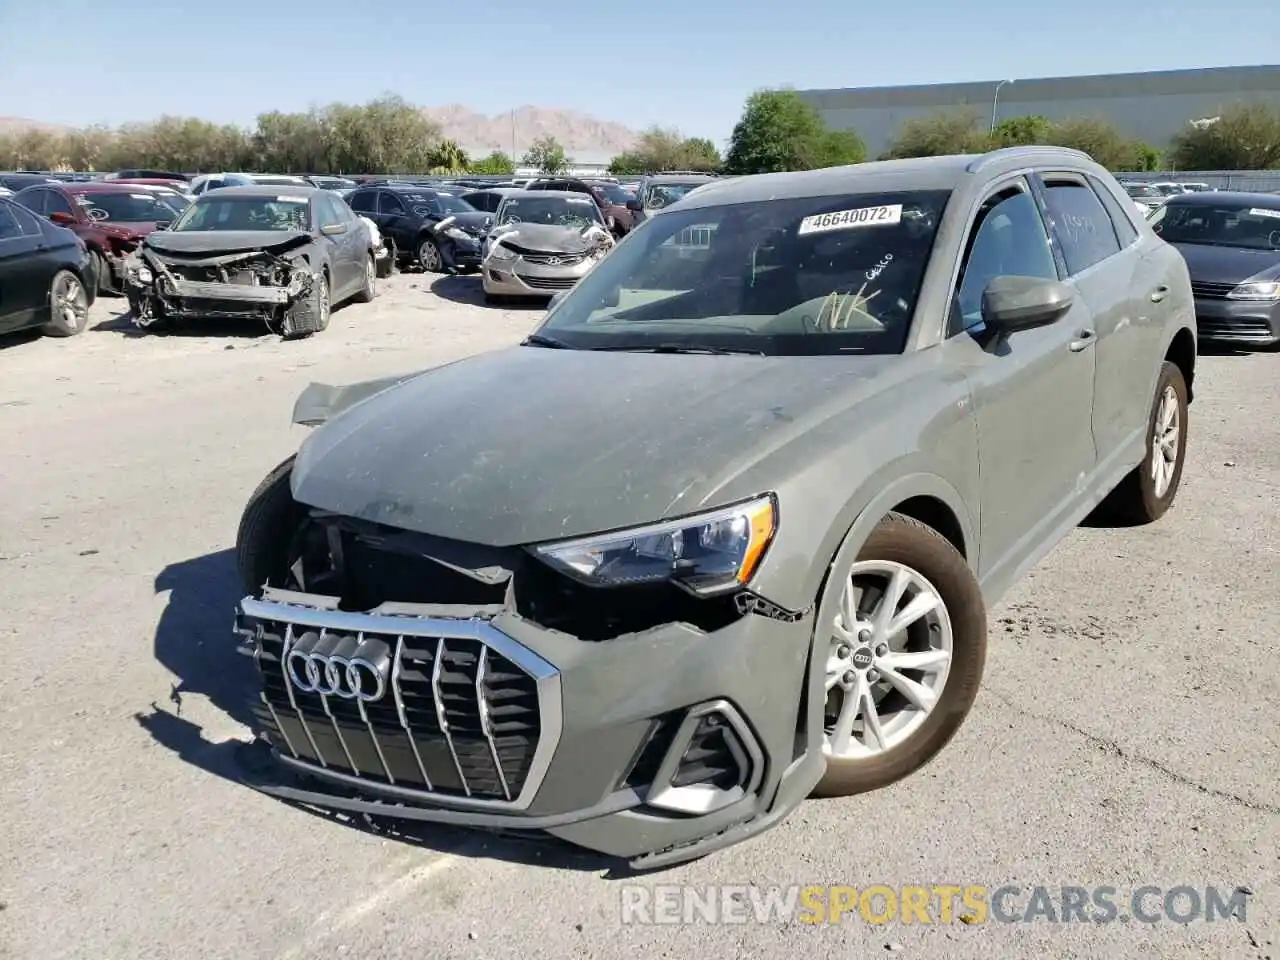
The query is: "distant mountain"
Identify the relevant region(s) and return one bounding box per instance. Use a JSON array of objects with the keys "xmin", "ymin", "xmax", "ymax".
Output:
[
  {"xmin": 423, "ymin": 105, "xmax": 638, "ymax": 159},
  {"xmin": 0, "ymin": 105, "xmax": 642, "ymax": 160},
  {"xmin": 0, "ymin": 116, "xmax": 70, "ymax": 135}
]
